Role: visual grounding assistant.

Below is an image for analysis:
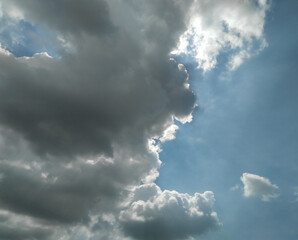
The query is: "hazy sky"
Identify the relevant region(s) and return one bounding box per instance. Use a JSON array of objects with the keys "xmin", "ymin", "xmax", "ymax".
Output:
[{"xmin": 0, "ymin": 1, "xmax": 297, "ymax": 240}]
